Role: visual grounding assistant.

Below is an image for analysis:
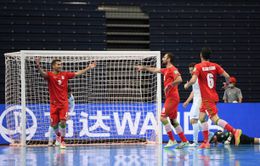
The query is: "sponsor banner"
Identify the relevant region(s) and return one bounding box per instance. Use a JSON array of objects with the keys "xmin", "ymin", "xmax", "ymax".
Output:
[{"xmin": 0, "ymin": 103, "xmax": 259, "ymax": 144}]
